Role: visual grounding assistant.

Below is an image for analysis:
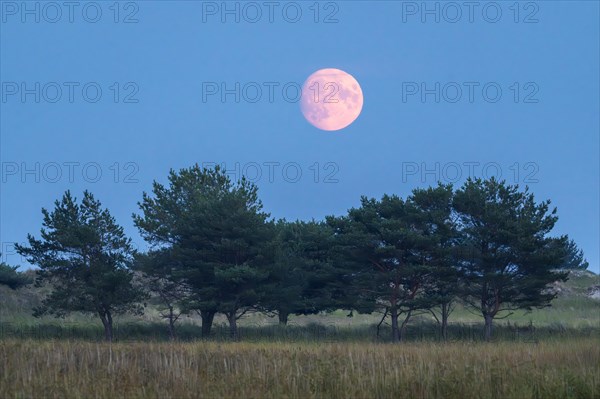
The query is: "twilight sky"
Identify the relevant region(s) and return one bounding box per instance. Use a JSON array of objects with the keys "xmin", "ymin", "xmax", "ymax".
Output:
[{"xmin": 1, "ymin": 1, "xmax": 599, "ymax": 272}]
